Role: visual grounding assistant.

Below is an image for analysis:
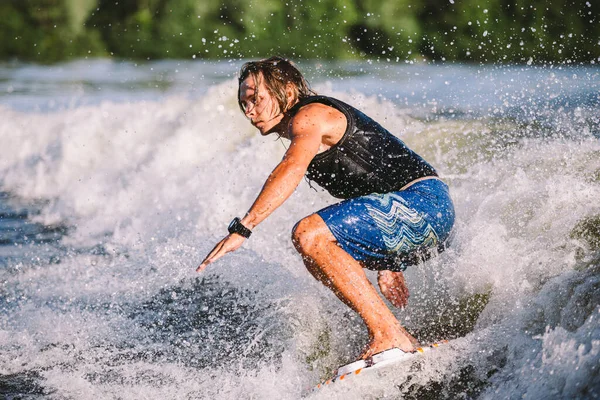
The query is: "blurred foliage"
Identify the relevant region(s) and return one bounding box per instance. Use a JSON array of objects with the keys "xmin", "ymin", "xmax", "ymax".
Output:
[
  {"xmin": 0, "ymin": 0, "xmax": 598, "ymax": 64},
  {"xmin": 415, "ymin": 0, "xmax": 600, "ymax": 63},
  {"xmin": 0, "ymin": 0, "xmax": 105, "ymax": 63}
]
